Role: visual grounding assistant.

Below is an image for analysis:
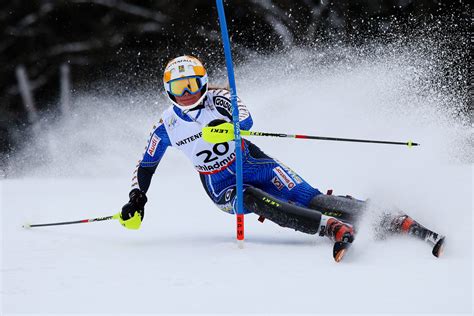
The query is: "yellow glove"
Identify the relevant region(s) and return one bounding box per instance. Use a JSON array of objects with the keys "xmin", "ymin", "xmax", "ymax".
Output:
[
  {"xmin": 118, "ymin": 211, "xmax": 143, "ymax": 230},
  {"xmin": 120, "ymin": 189, "xmax": 147, "ymax": 230}
]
